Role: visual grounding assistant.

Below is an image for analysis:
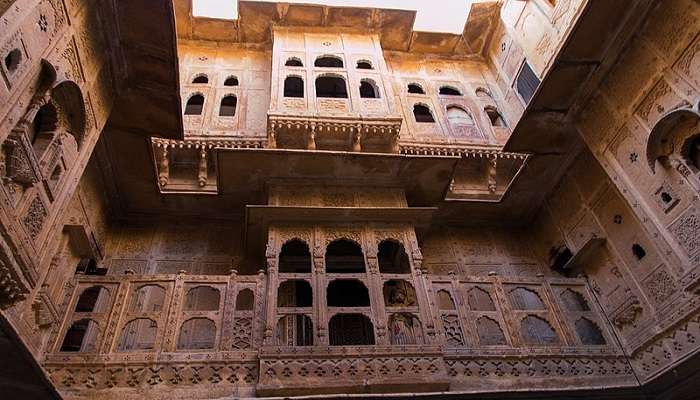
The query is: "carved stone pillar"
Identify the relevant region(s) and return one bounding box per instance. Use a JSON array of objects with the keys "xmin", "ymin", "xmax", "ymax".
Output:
[
  {"xmin": 410, "ymin": 251, "xmax": 437, "ymax": 343},
  {"xmin": 157, "ymin": 146, "xmax": 169, "ymax": 187},
  {"xmin": 351, "ymin": 126, "xmax": 362, "ymax": 152},
  {"xmin": 263, "ymin": 251, "xmax": 278, "ymax": 345},
  {"xmin": 487, "ymin": 157, "xmax": 497, "ymax": 194},
  {"xmin": 313, "ymin": 257, "xmax": 328, "ymax": 345},
  {"xmin": 267, "ymin": 124, "xmax": 277, "ymax": 149},
  {"xmin": 366, "ymin": 257, "xmax": 388, "ymax": 344},
  {"xmin": 307, "ymin": 125, "xmax": 317, "ymax": 150},
  {"xmin": 391, "ymin": 129, "xmax": 400, "ymax": 154},
  {"xmin": 197, "ymin": 148, "xmax": 207, "ymax": 187}
]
